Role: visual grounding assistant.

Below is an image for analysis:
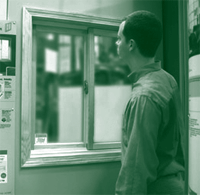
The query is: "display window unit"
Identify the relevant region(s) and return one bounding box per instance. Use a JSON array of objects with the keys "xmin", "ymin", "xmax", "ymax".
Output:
[{"xmin": 21, "ymin": 7, "xmax": 132, "ymax": 167}]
